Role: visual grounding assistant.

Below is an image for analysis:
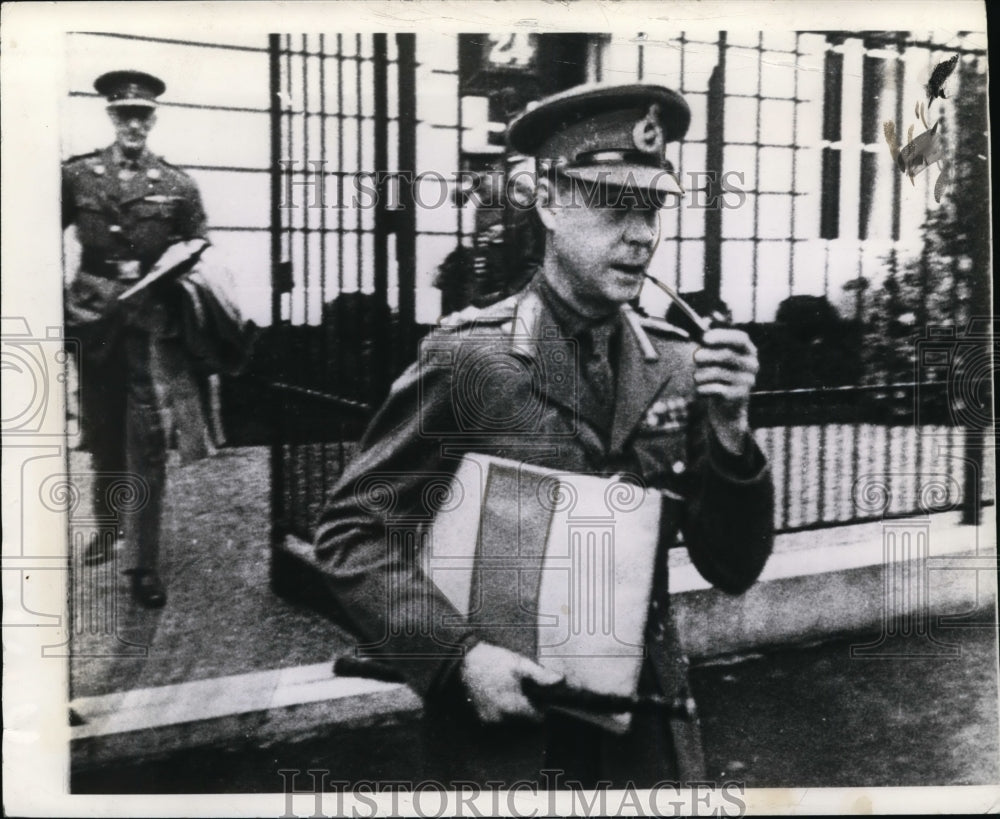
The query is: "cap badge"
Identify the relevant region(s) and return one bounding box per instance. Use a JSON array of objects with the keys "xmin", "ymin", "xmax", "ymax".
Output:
[
  {"xmin": 92, "ymin": 164, "xmax": 105, "ymax": 176},
  {"xmin": 146, "ymin": 168, "xmax": 161, "ymax": 181},
  {"xmin": 632, "ymin": 103, "xmax": 665, "ymax": 156}
]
